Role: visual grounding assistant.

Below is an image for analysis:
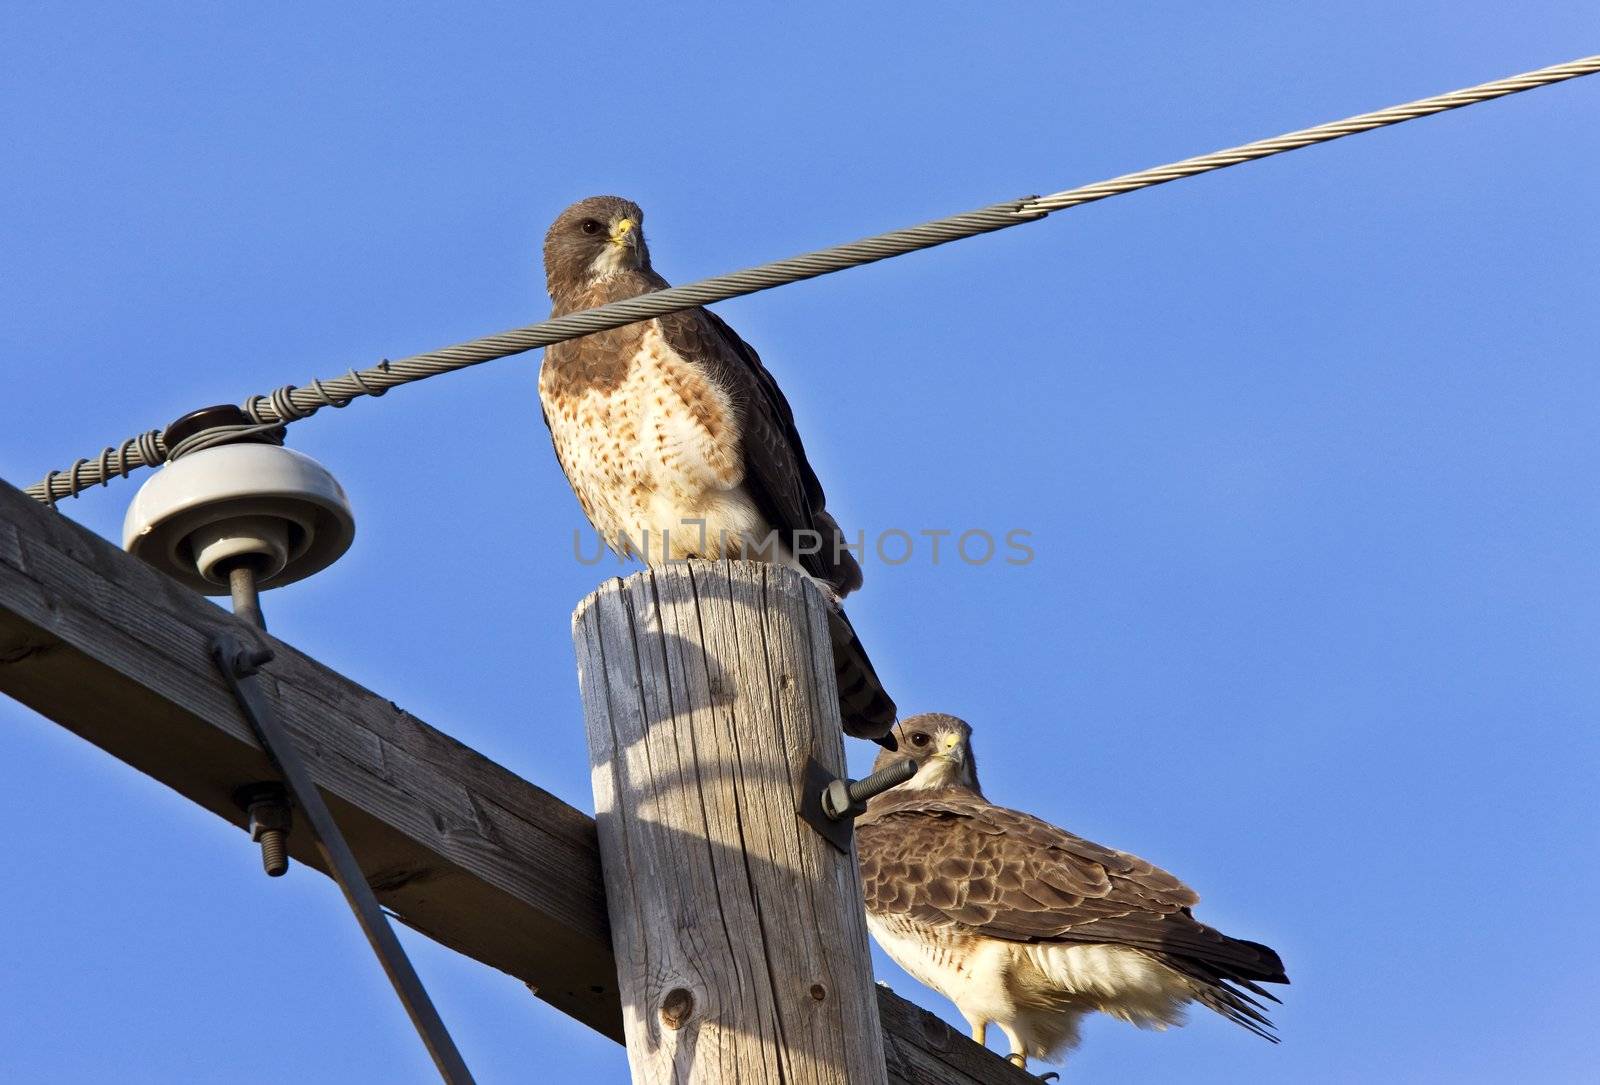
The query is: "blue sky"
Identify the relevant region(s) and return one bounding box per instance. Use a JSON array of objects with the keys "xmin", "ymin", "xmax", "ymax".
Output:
[{"xmin": 3, "ymin": 4, "xmax": 1597, "ymax": 1082}]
